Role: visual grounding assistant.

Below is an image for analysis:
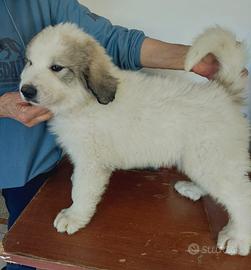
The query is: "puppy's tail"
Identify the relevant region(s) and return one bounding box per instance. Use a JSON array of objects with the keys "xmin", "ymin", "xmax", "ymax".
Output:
[{"xmin": 185, "ymin": 26, "xmax": 248, "ymax": 105}]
